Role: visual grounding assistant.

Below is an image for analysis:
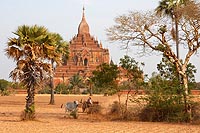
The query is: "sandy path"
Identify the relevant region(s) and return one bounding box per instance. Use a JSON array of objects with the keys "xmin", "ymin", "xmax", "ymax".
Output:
[{"xmin": 0, "ymin": 94, "xmax": 199, "ymax": 133}]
